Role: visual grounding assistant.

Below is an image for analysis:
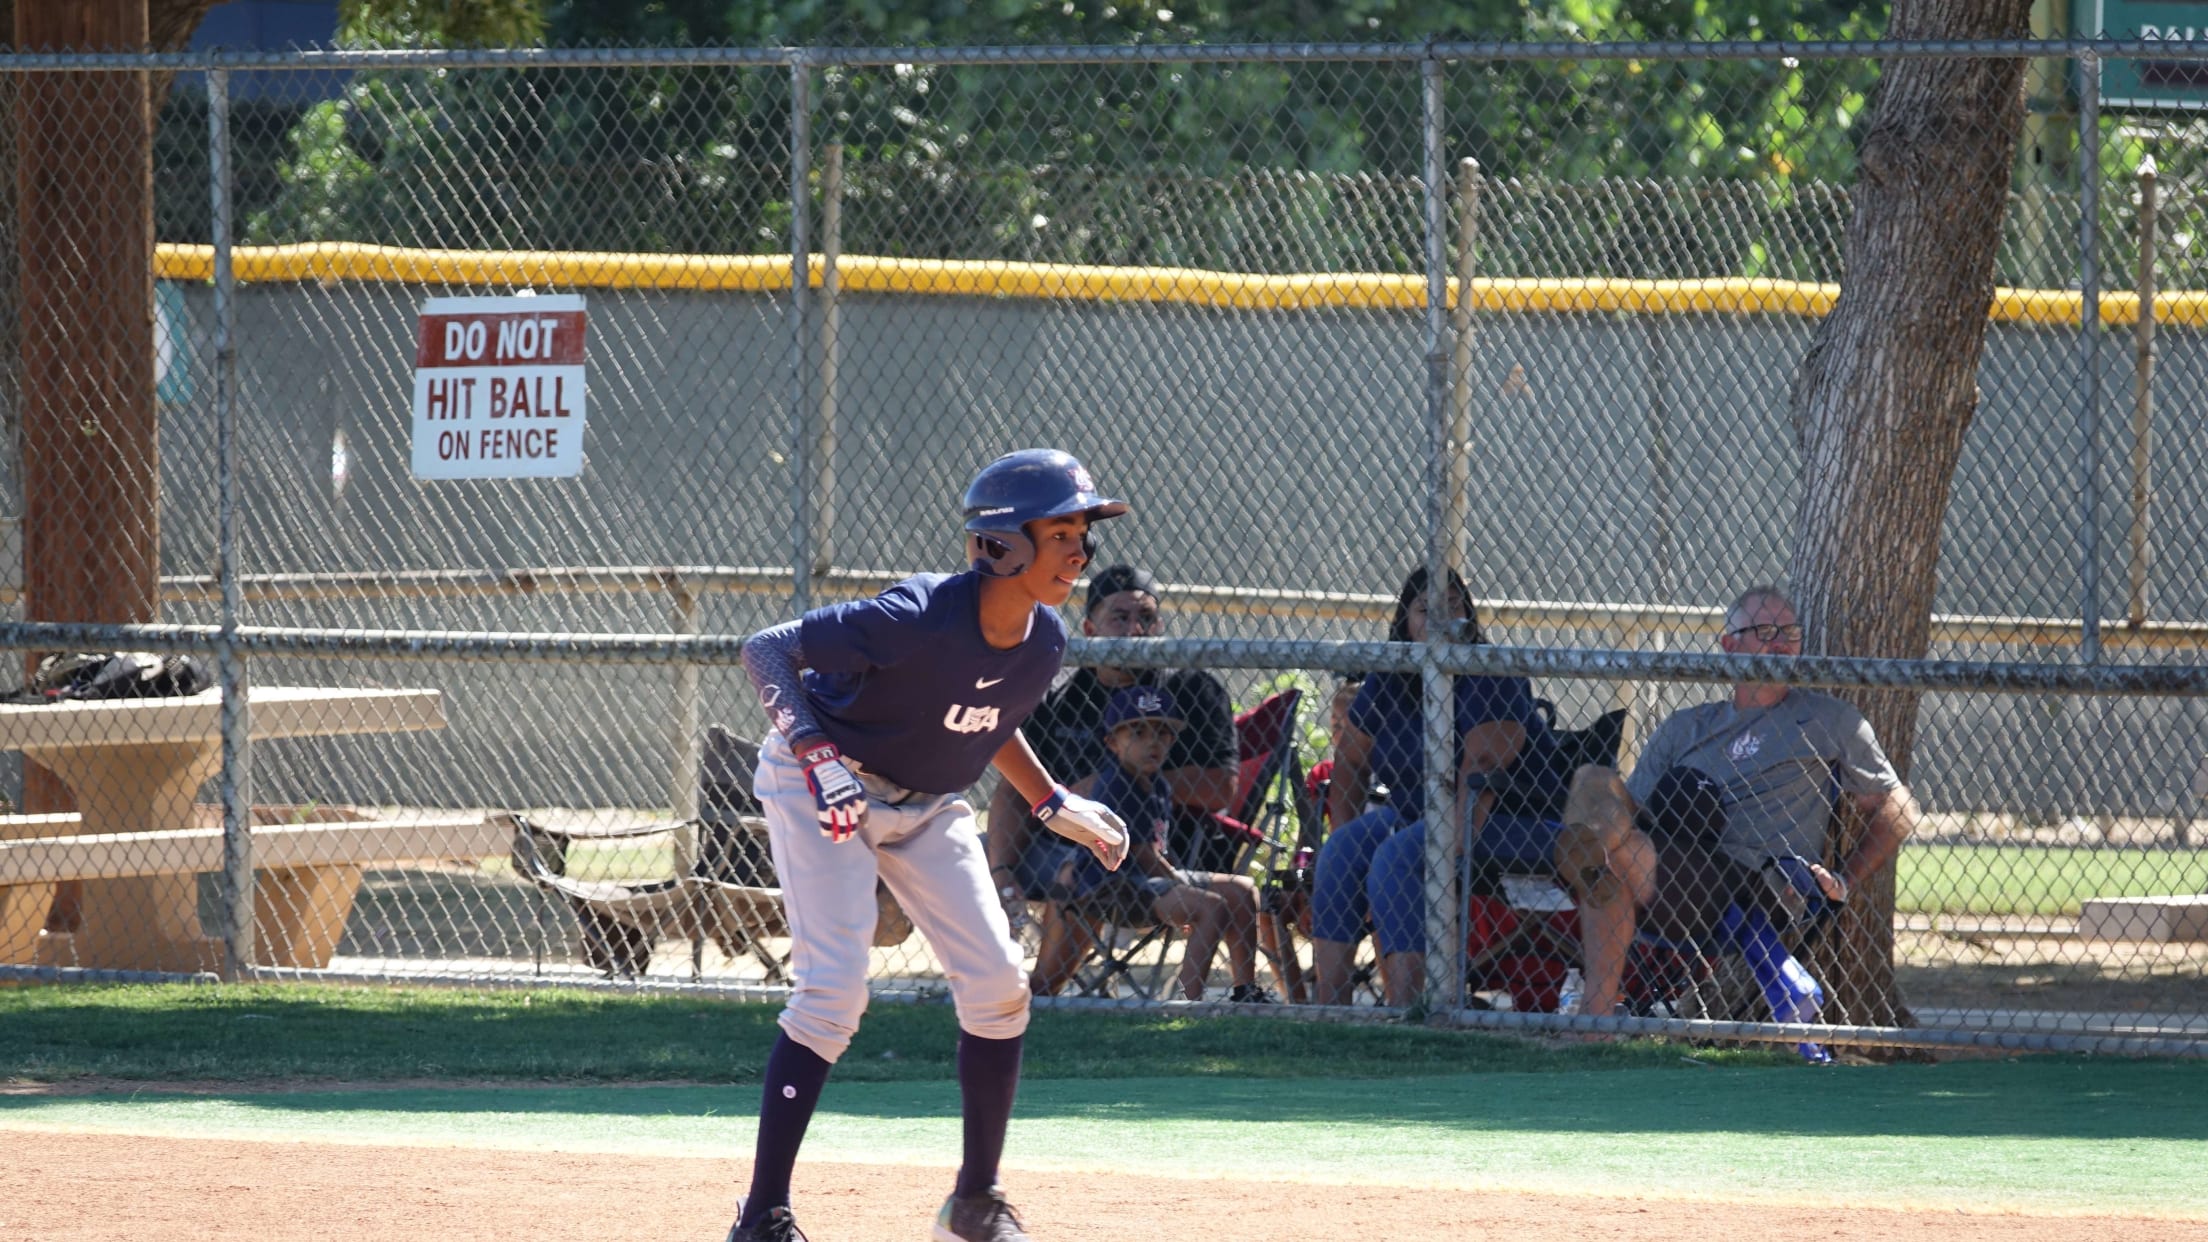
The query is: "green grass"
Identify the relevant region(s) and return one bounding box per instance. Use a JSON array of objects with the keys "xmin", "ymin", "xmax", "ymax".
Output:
[
  {"xmin": 5, "ymin": 1061, "xmax": 2204, "ymax": 1217},
  {"xmin": 1897, "ymin": 843, "xmax": 2208, "ymax": 917},
  {"xmin": 0, "ymin": 983, "xmax": 1789, "ymax": 1086},
  {"xmin": 5, "ymin": 986, "xmax": 2204, "ymax": 1219}
]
